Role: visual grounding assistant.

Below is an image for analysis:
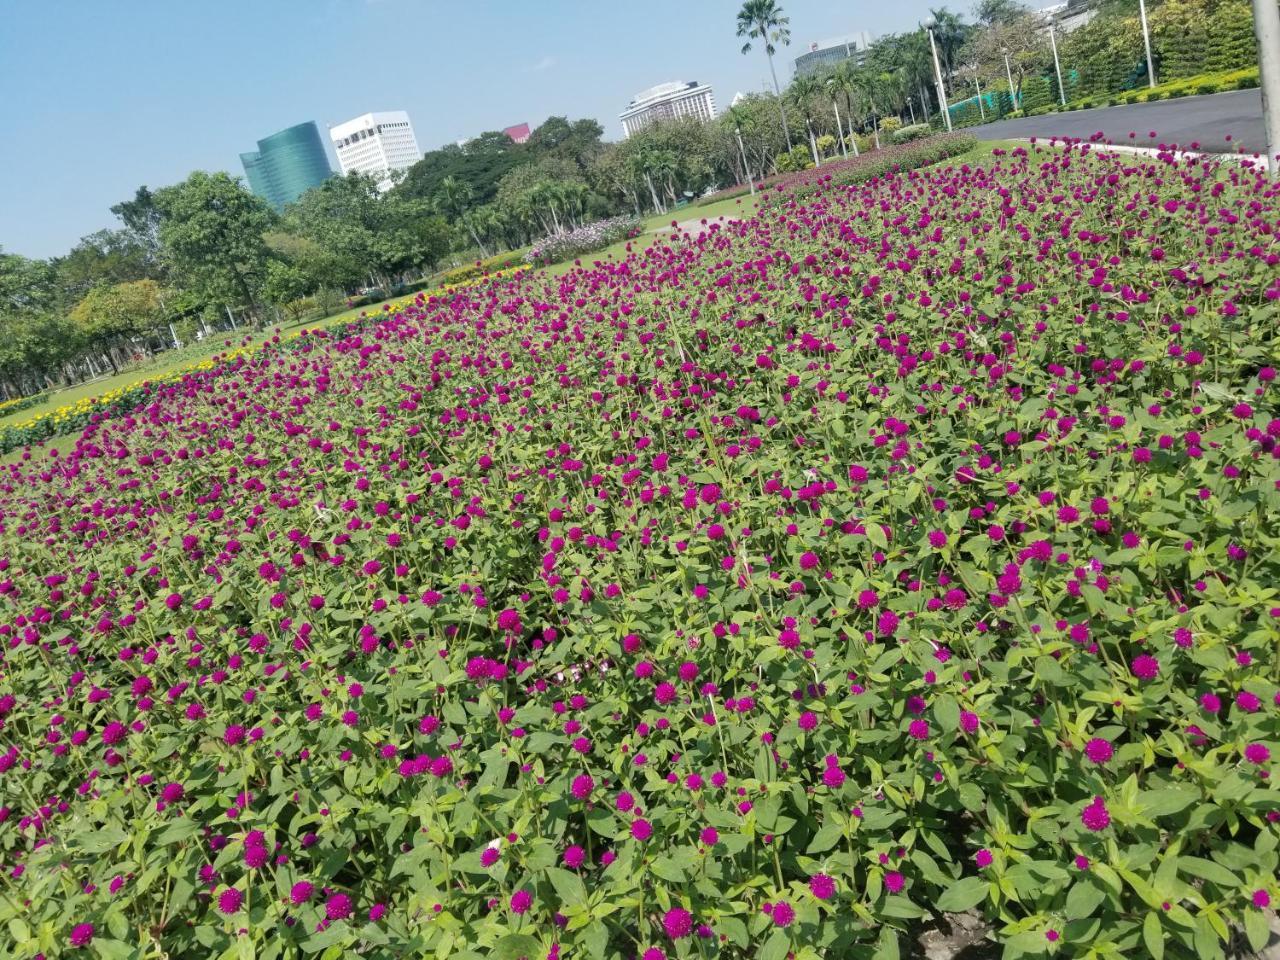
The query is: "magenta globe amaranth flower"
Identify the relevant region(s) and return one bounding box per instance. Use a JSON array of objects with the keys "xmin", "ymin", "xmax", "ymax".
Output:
[
  {"xmin": 1084, "ymin": 738, "xmax": 1113, "ymax": 764},
  {"xmin": 218, "ymin": 887, "xmax": 243, "ymax": 914},
  {"xmin": 510, "ymin": 889, "xmax": 532, "ymax": 914},
  {"xmin": 1131, "ymin": 655, "xmax": 1160, "ymax": 681},
  {"xmin": 68, "ymin": 923, "xmax": 94, "ymax": 948},
  {"xmin": 1081, "ymin": 796, "xmax": 1111, "ymax": 832},
  {"xmin": 770, "ymin": 900, "xmax": 796, "ymax": 927},
  {"xmin": 326, "ymin": 893, "xmax": 353, "ymax": 921},
  {"xmin": 662, "ymin": 907, "xmax": 693, "ymax": 939},
  {"xmin": 809, "ymin": 873, "xmax": 836, "ymax": 900}
]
